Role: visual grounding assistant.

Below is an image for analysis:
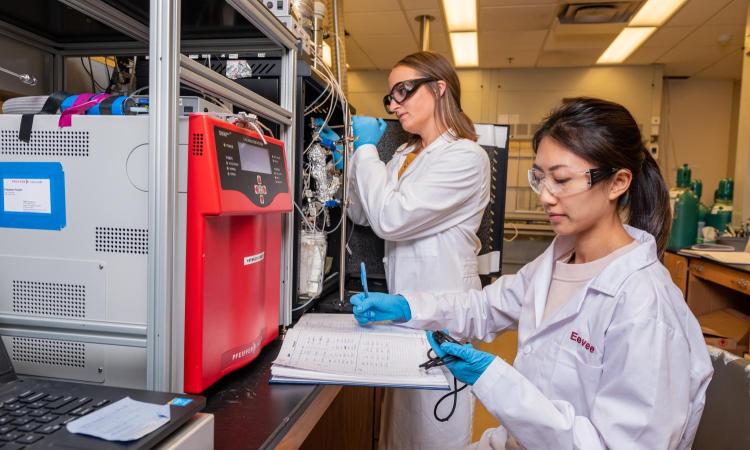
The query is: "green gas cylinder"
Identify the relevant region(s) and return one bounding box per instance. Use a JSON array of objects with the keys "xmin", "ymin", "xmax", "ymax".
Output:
[
  {"xmin": 667, "ymin": 188, "xmax": 699, "ymax": 251},
  {"xmin": 706, "ymin": 178, "xmax": 733, "ymax": 233},
  {"xmin": 692, "ymin": 180, "xmax": 709, "ymax": 242},
  {"xmin": 676, "ymin": 164, "xmax": 691, "ymax": 188}
]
